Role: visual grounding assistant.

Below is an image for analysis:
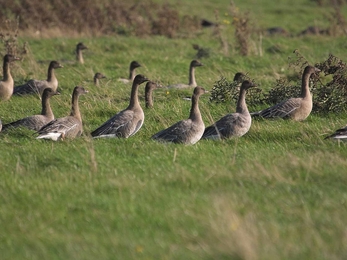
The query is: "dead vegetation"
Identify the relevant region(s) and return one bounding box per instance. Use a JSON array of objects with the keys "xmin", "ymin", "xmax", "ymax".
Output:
[{"xmin": 0, "ymin": 0, "xmax": 202, "ymax": 38}]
